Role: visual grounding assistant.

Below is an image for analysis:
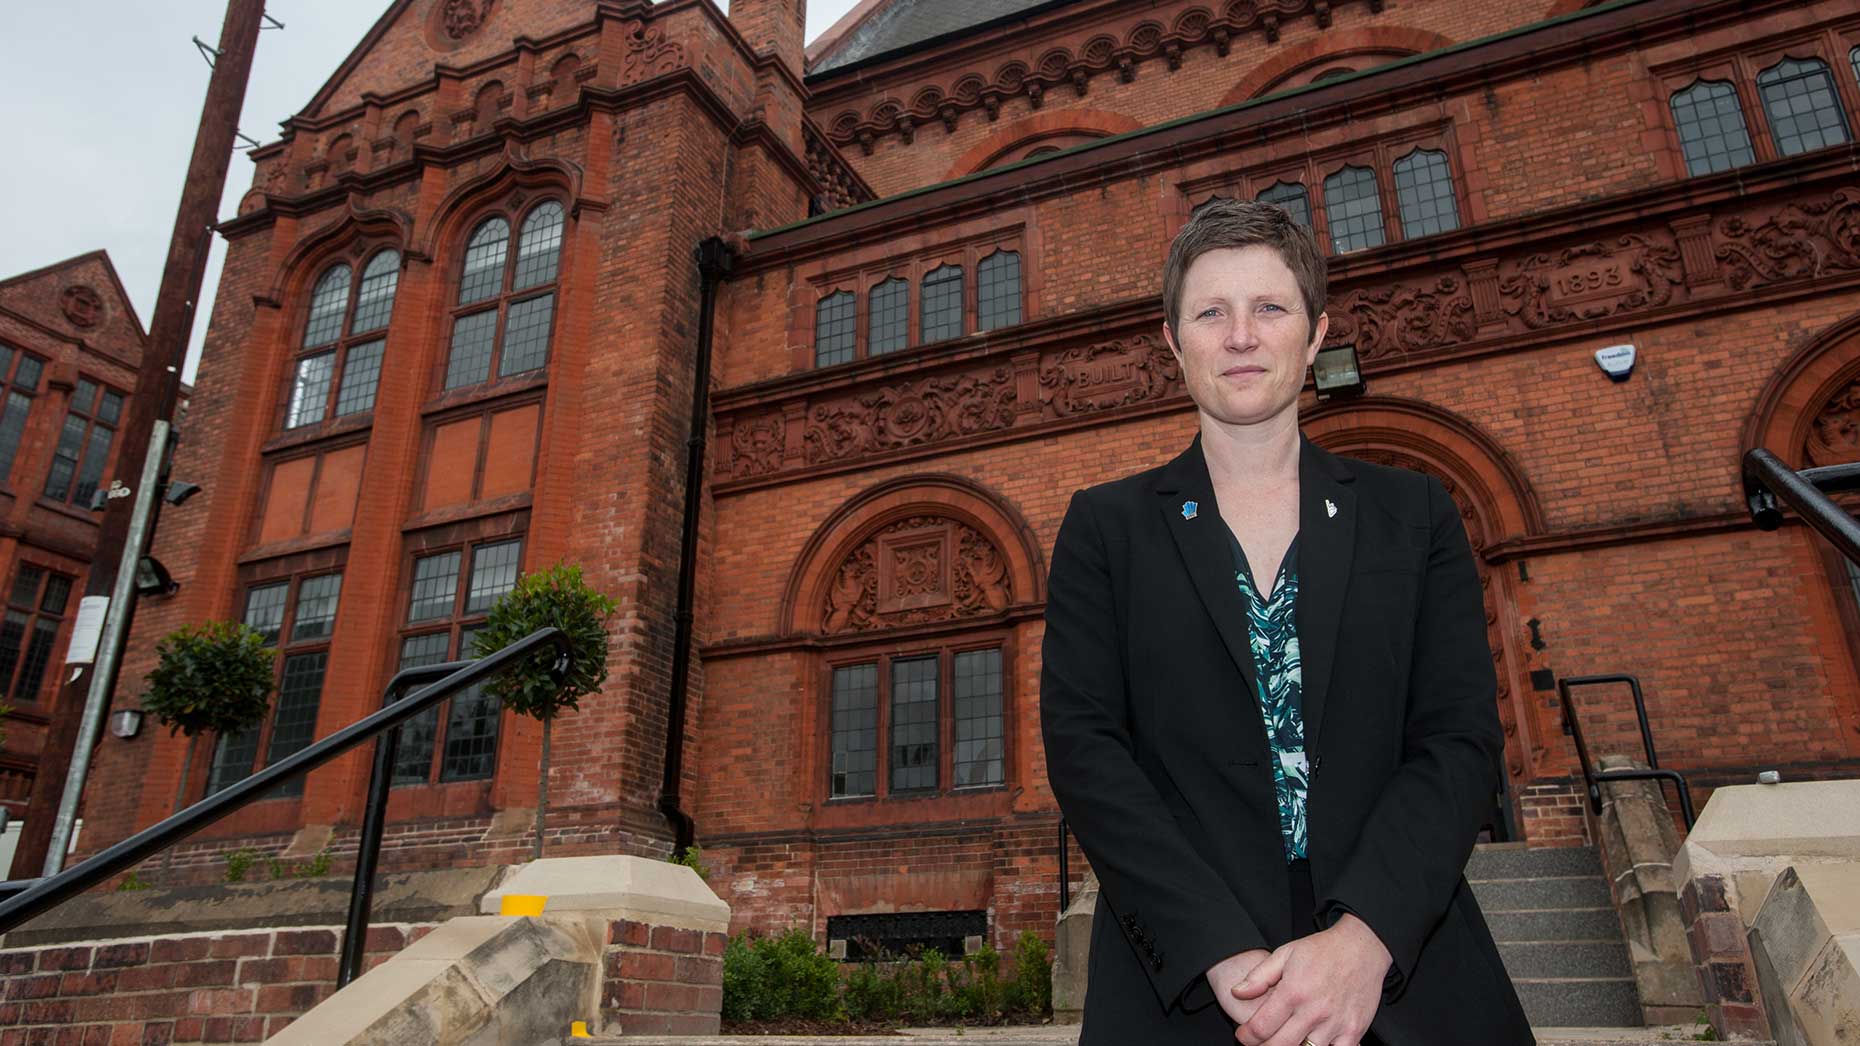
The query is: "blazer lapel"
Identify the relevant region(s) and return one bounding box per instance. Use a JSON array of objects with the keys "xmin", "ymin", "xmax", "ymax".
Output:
[
  {"xmin": 1153, "ymin": 437, "xmax": 1260, "ymax": 700},
  {"xmin": 1296, "ymin": 436, "xmax": 1356, "ymax": 751}
]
